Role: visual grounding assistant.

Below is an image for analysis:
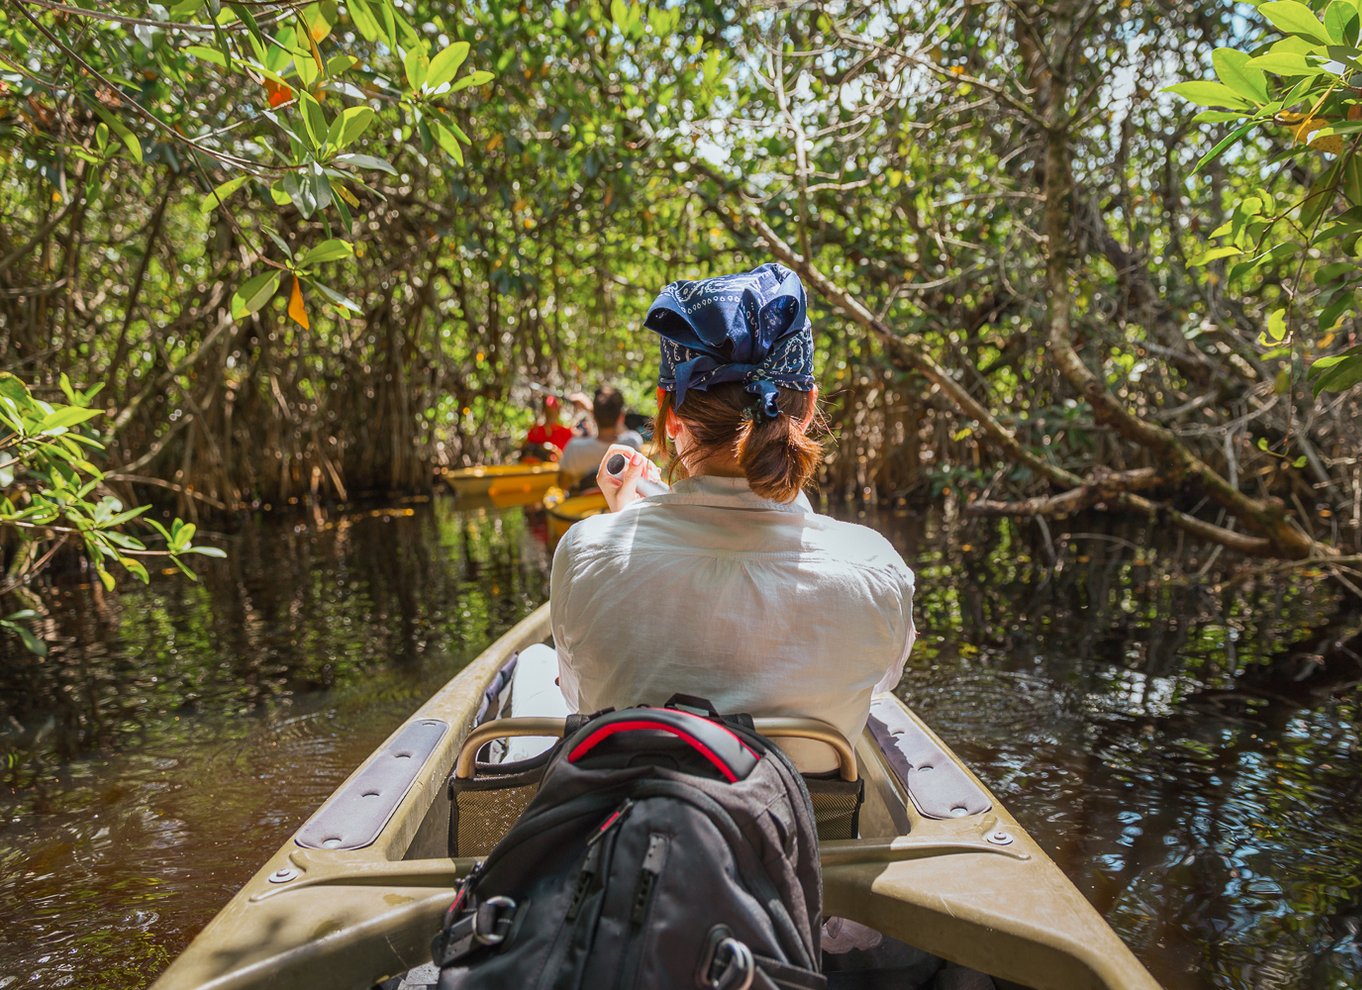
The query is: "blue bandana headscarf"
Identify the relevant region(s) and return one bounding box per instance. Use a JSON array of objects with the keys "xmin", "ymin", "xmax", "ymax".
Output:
[{"xmin": 645, "ymin": 262, "xmax": 815, "ymax": 421}]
